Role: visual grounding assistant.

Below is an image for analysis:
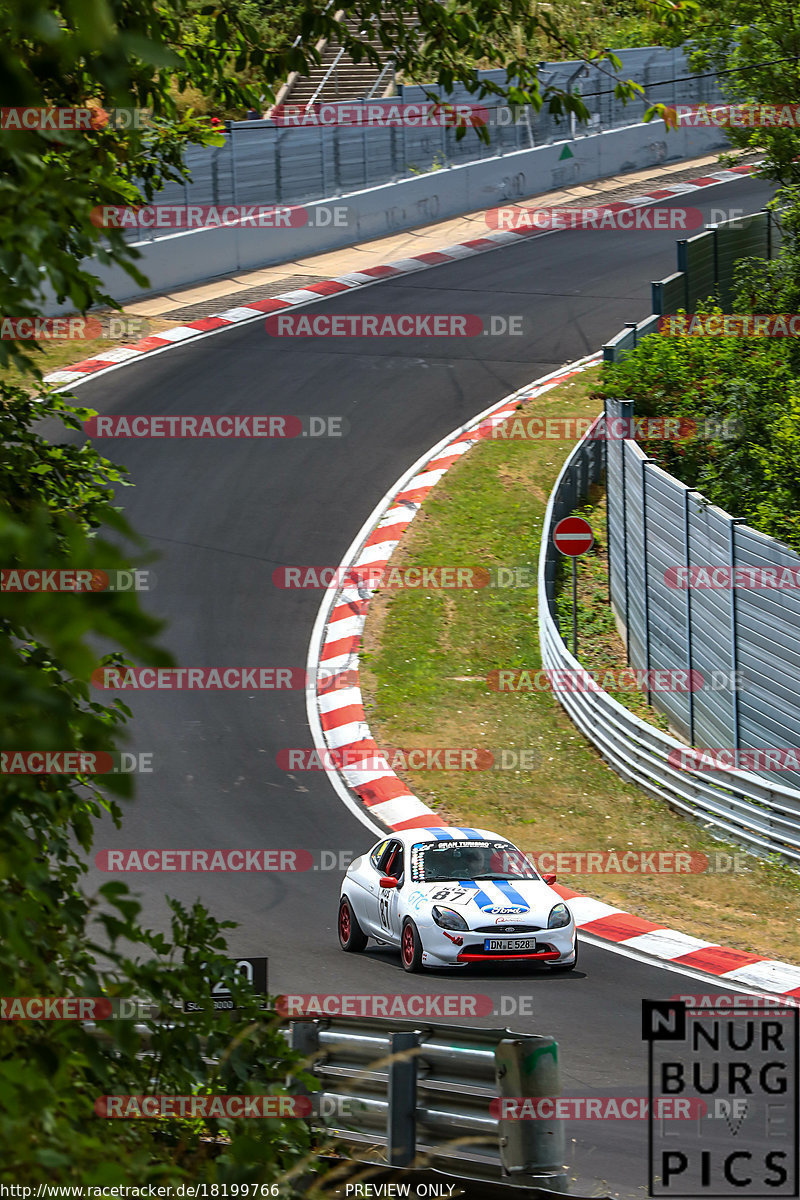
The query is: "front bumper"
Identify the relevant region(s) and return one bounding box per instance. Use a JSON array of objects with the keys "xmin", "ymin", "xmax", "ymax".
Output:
[
  {"xmin": 420, "ymin": 922, "xmax": 576, "ymax": 968},
  {"xmin": 456, "ymin": 948, "xmax": 561, "ymax": 963}
]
